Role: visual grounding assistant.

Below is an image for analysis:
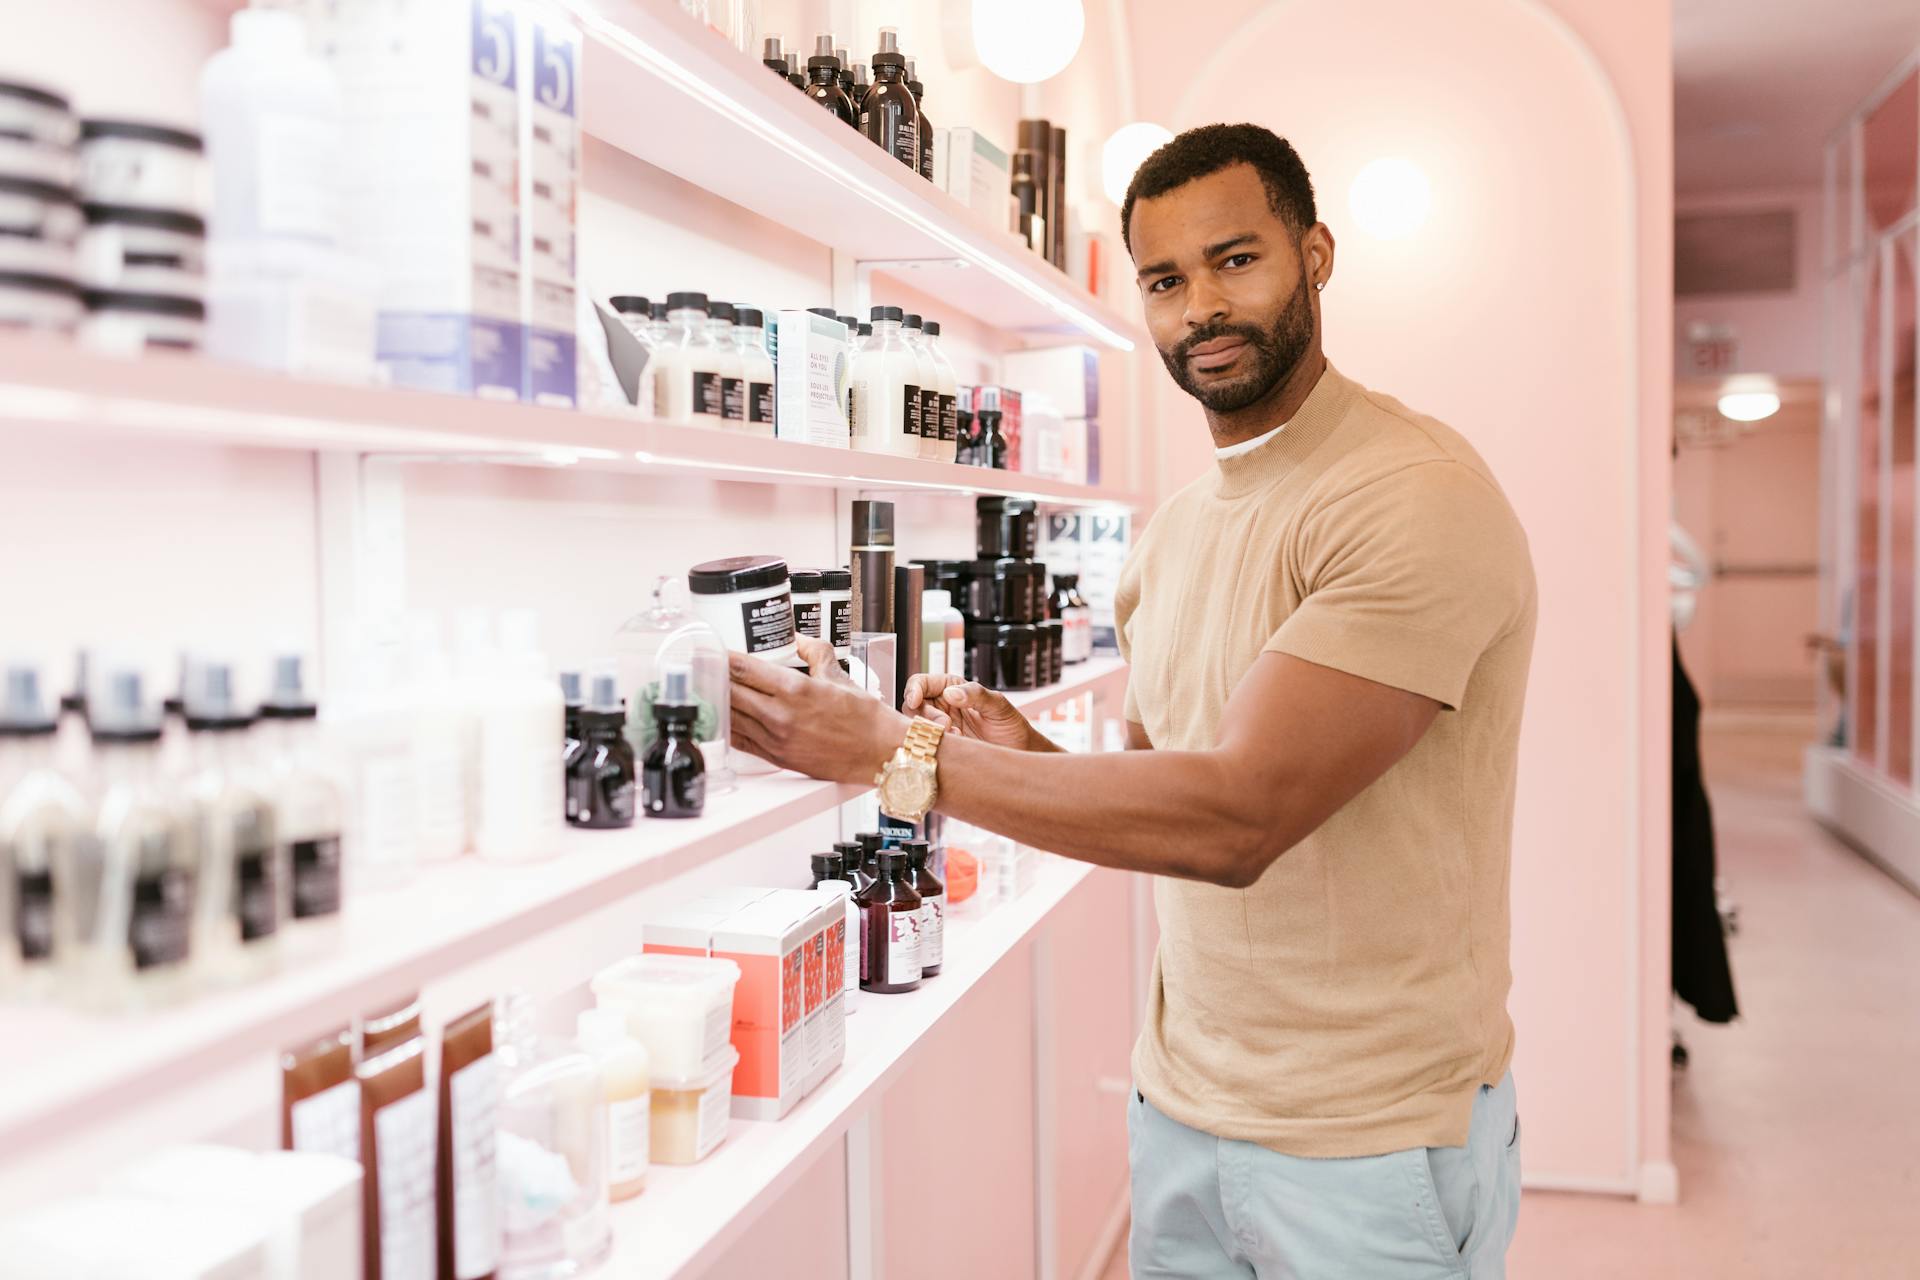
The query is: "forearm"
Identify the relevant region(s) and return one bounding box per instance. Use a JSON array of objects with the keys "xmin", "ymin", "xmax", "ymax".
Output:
[{"xmin": 931, "ymin": 734, "xmax": 1284, "ymax": 886}]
